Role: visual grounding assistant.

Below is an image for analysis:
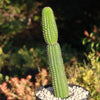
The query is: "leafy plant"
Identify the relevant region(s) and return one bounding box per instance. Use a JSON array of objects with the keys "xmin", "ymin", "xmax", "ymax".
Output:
[
  {"xmin": 42, "ymin": 7, "xmax": 69, "ymax": 98},
  {"xmin": 67, "ymin": 61, "xmax": 100, "ymax": 100},
  {"xmin": 35, "ymin": 68, "xmax": 51, "ymax": 89},
  {"xmin": 0, "ymin": 73, "xmax": 9, "ymax": 84},
  {"xmin": 66, "ymin": 30, "xmax": 100, "ymax": 99},
  {"xmin": 0, "ymin": 68, "xmax": 50, "ymax": 100},
  {"xmin": 82, "ymin": 30, "xmax": 100, "ymax": 55},
  {"xmin": 0, "ymin": 46, "xmax": 47, "ymax": 77},
  {"xmin": 0, "ymin": 75, "xmax": 35, "ymax": 100},
  {"xmin": 0, "ymin": 0, "xmax": 42, "ymax": 49}
]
